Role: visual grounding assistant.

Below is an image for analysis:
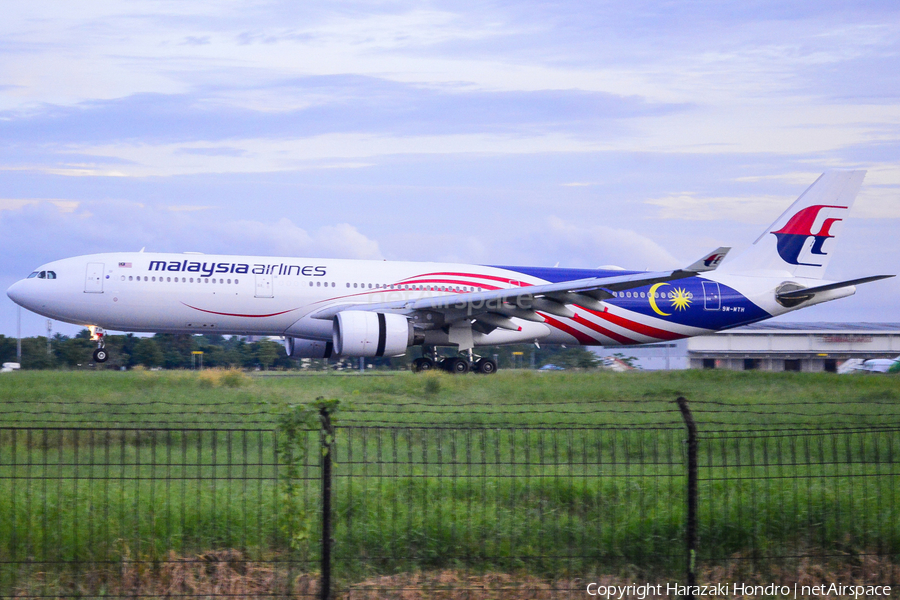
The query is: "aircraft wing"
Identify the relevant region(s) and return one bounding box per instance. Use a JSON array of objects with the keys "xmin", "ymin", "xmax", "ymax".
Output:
[{"xmin": 311, "ymin": 247, "xmax": 730, "ymax": 329}]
